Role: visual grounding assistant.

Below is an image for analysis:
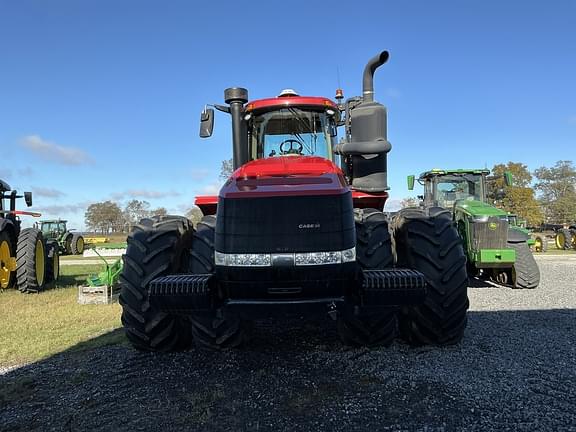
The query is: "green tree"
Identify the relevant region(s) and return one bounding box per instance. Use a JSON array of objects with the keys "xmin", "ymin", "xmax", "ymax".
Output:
[
  {"xmin": 534, "ymin": 160, "xmax": 576, "ymax": 224},
  {"xmin": 400, "ymin": 197, "xmax": 419, "ymax": 208},
  {"xmin": 490, "ymin": 162, "xmax": 544, "ymax": 226},
  {"xmin": 151, "ymin": 207, "xmax": 167, "ymax": 217},
  {"xmin": 85, "ymin": 201, "xmax": 124, "ymax": 234},
  {"xmin": 185, "ymin": 206, "xmax": 204, "ymax": 227},
  {"xmin": 492, "ymin": 162, "xmax": 532, "ymax": 188},
  {"xmin": 124, "ymin": 200, "xmax": 151, "ymax": 225},
  {"xmin": 220, "ymin": 158, "xmax": 234, "ymax": 180}
]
